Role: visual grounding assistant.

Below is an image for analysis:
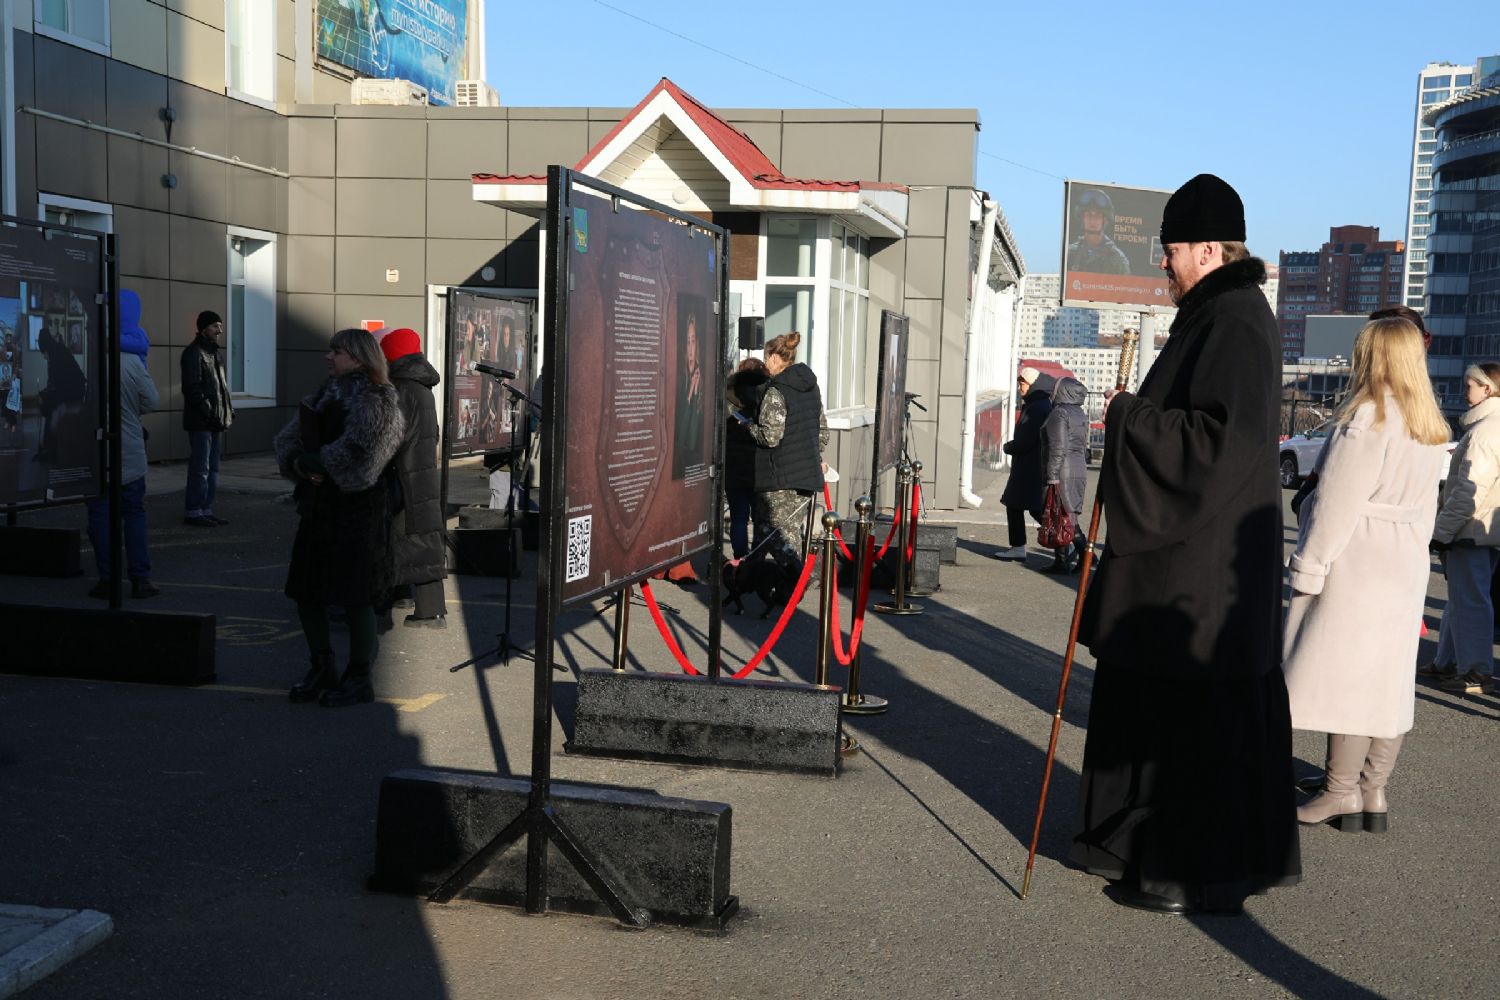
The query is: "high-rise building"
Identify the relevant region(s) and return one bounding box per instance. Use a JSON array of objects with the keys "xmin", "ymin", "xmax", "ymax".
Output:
[
  {"xmin": 1424, "ymin": 58, "xmax": 1500, "ymax": 411},
  {"xmin": 1403, "ymin": 62, "xmax": 1480, "ymax": 309},
  {"xmin": 1016, "ymin": 273, "xmax": 1156, "ymax": 349},
  {"xmin": 1276, "ymin": 226, "xmax": 1405, "ymax": 359},
  {"xmin": 1014, "ymin": 274, "xmax": 1174, "ymax": 392}
]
